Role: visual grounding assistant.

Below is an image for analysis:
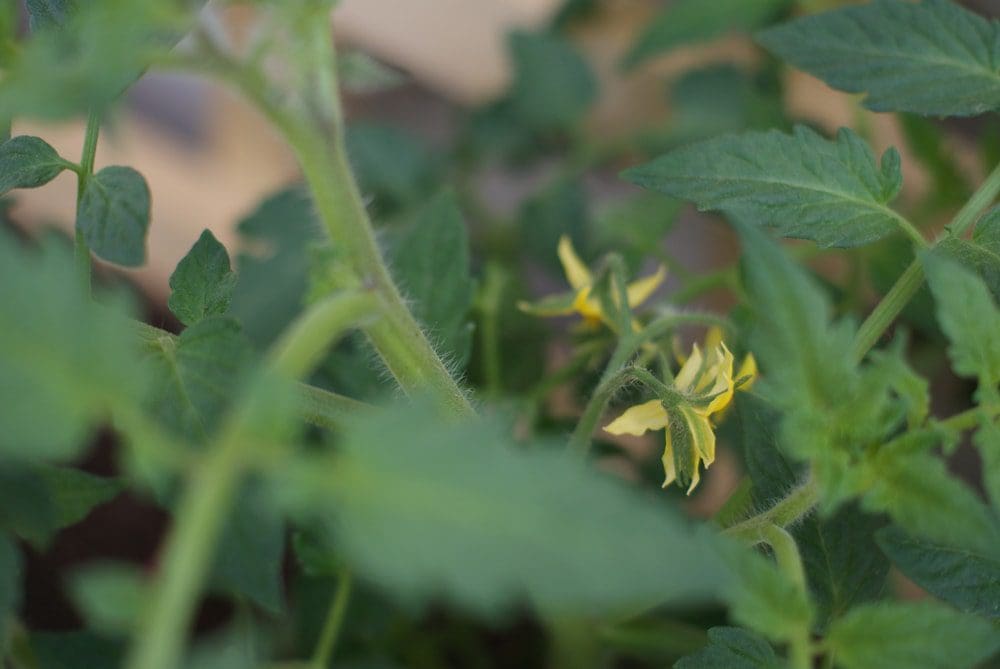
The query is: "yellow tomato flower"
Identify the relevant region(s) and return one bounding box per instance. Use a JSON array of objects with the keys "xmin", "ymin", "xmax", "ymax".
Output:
[
  {"xmin": 518, "ymin": 236, "xmax": 667, "ymax": 330},
  {"xmin": 604, "ymin": 338, "xmax": 756, "ymax": 494}
]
